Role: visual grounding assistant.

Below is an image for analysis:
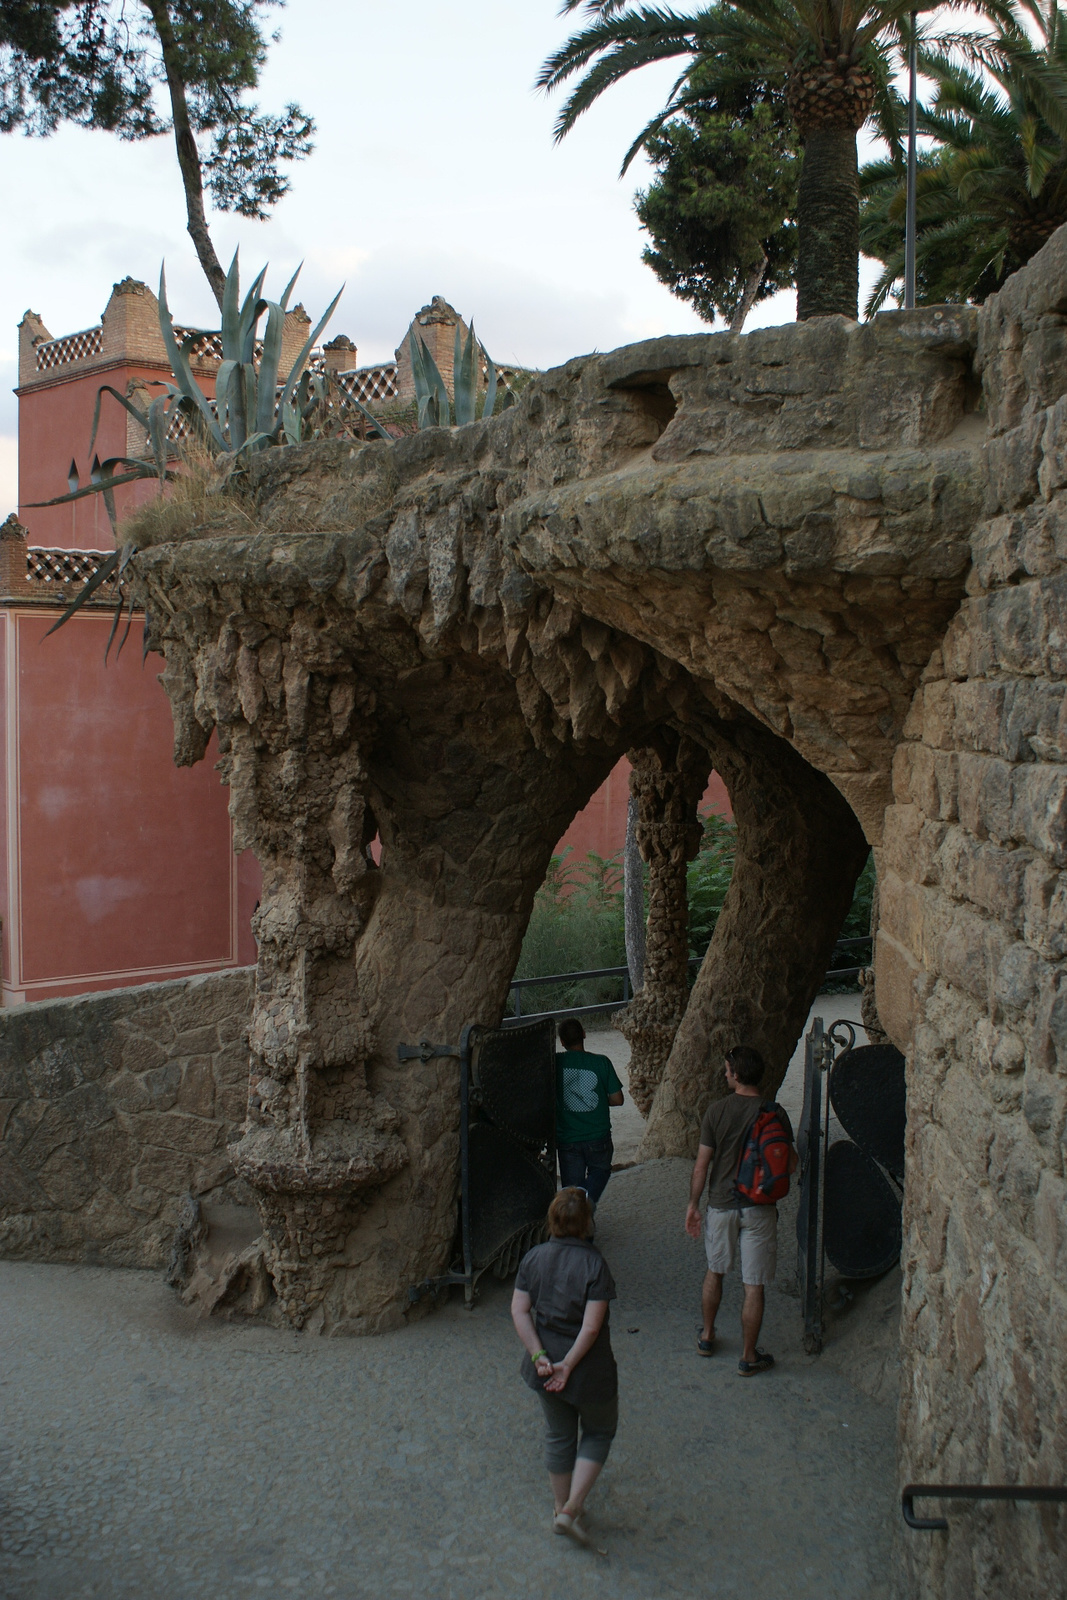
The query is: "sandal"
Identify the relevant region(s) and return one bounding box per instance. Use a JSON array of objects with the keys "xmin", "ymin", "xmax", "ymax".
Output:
[
  {"xmin": 553, "ymin": 1511, "xmax": 590, "ymax": 1546},
  {"xmin": 737, "ymin": 1348, "xmax": 775, "ymax": 1377}
]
